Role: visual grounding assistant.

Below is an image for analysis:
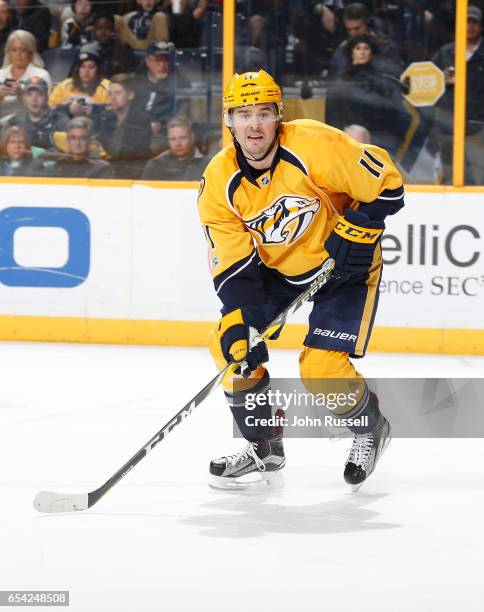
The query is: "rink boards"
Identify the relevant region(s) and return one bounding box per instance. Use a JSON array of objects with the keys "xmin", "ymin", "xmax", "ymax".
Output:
[{"xmin": 0, "ymin": 180, "xmax": 482, "ymax": 354}]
